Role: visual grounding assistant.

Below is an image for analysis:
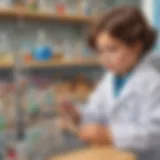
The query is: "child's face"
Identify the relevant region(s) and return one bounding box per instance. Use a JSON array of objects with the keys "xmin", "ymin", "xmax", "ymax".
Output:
[{"xmin": 96, "ymin": 32, "xmax": 142, "ymax": 75}]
